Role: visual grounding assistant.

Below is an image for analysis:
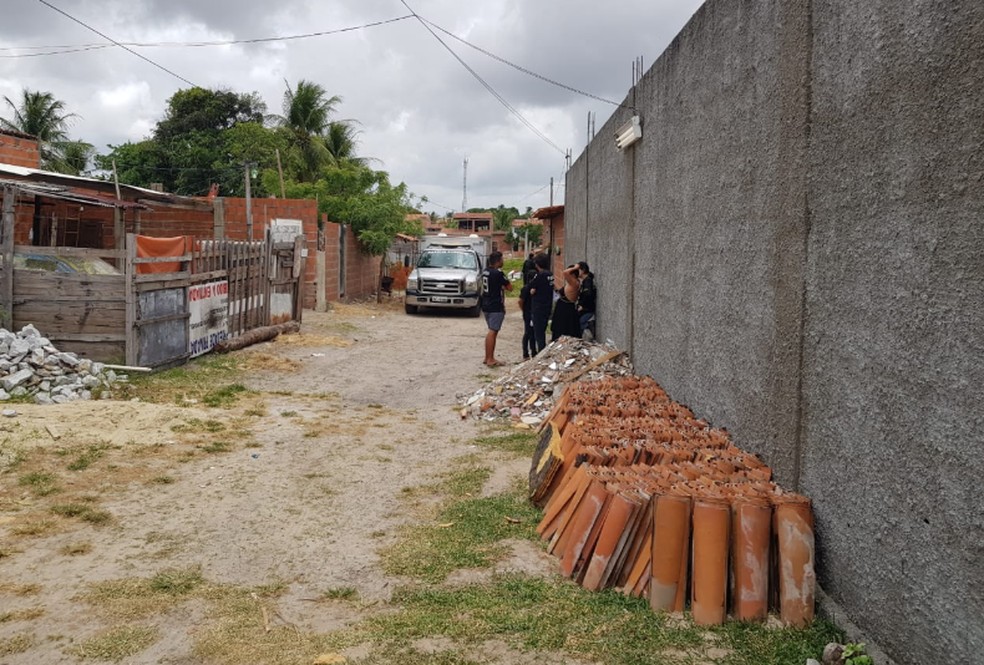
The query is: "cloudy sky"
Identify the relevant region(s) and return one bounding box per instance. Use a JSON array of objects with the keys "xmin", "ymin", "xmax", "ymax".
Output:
[{"xmin": 0, "ymin": 0, "xmax": 704, "ymax": 212}]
